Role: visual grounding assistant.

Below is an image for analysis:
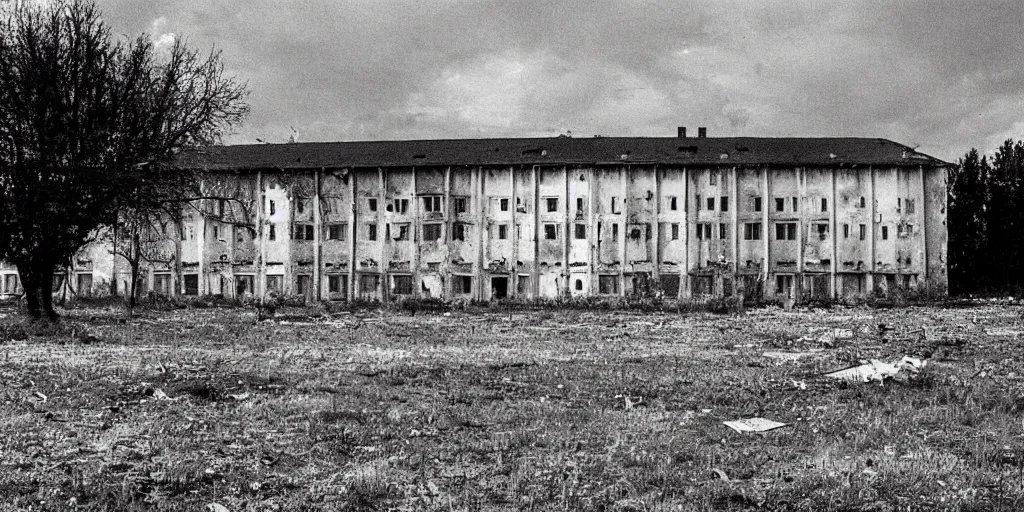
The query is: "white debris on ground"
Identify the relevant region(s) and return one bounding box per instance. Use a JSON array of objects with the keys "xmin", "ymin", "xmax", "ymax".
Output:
[
  {"xmin": 723, "ymin": 417, "xmax": 789, "ymax": 433},
  {"xmin": 824, "ymin": 356, "xmax": 927, "ymax": 385}
]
